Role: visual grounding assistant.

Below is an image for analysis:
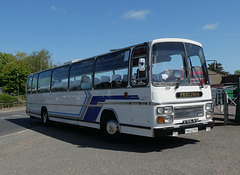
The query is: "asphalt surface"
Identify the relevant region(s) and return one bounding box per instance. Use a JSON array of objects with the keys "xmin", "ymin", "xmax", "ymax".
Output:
[{"xmin": 0, "ymin": 107, "xmax": 240, "ymax": 175}]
